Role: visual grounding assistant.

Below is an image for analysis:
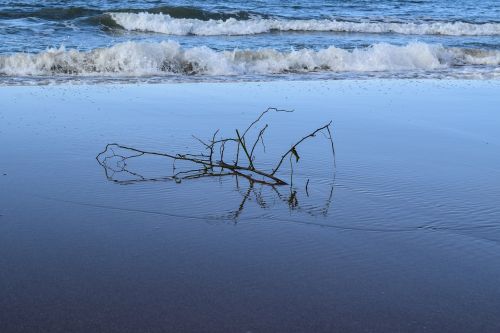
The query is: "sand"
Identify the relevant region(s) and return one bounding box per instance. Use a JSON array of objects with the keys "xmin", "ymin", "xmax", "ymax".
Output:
[{"xmin": 1, "ymin": 80, "xmax": 499, "ymax": 332}]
